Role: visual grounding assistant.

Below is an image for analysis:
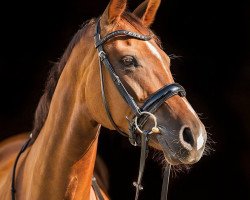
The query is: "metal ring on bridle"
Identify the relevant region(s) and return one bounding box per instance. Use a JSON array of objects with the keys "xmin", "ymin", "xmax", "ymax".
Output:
[{"xmin": 134, "ymin": 111, "xmax": 160, "ymax": 134}]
